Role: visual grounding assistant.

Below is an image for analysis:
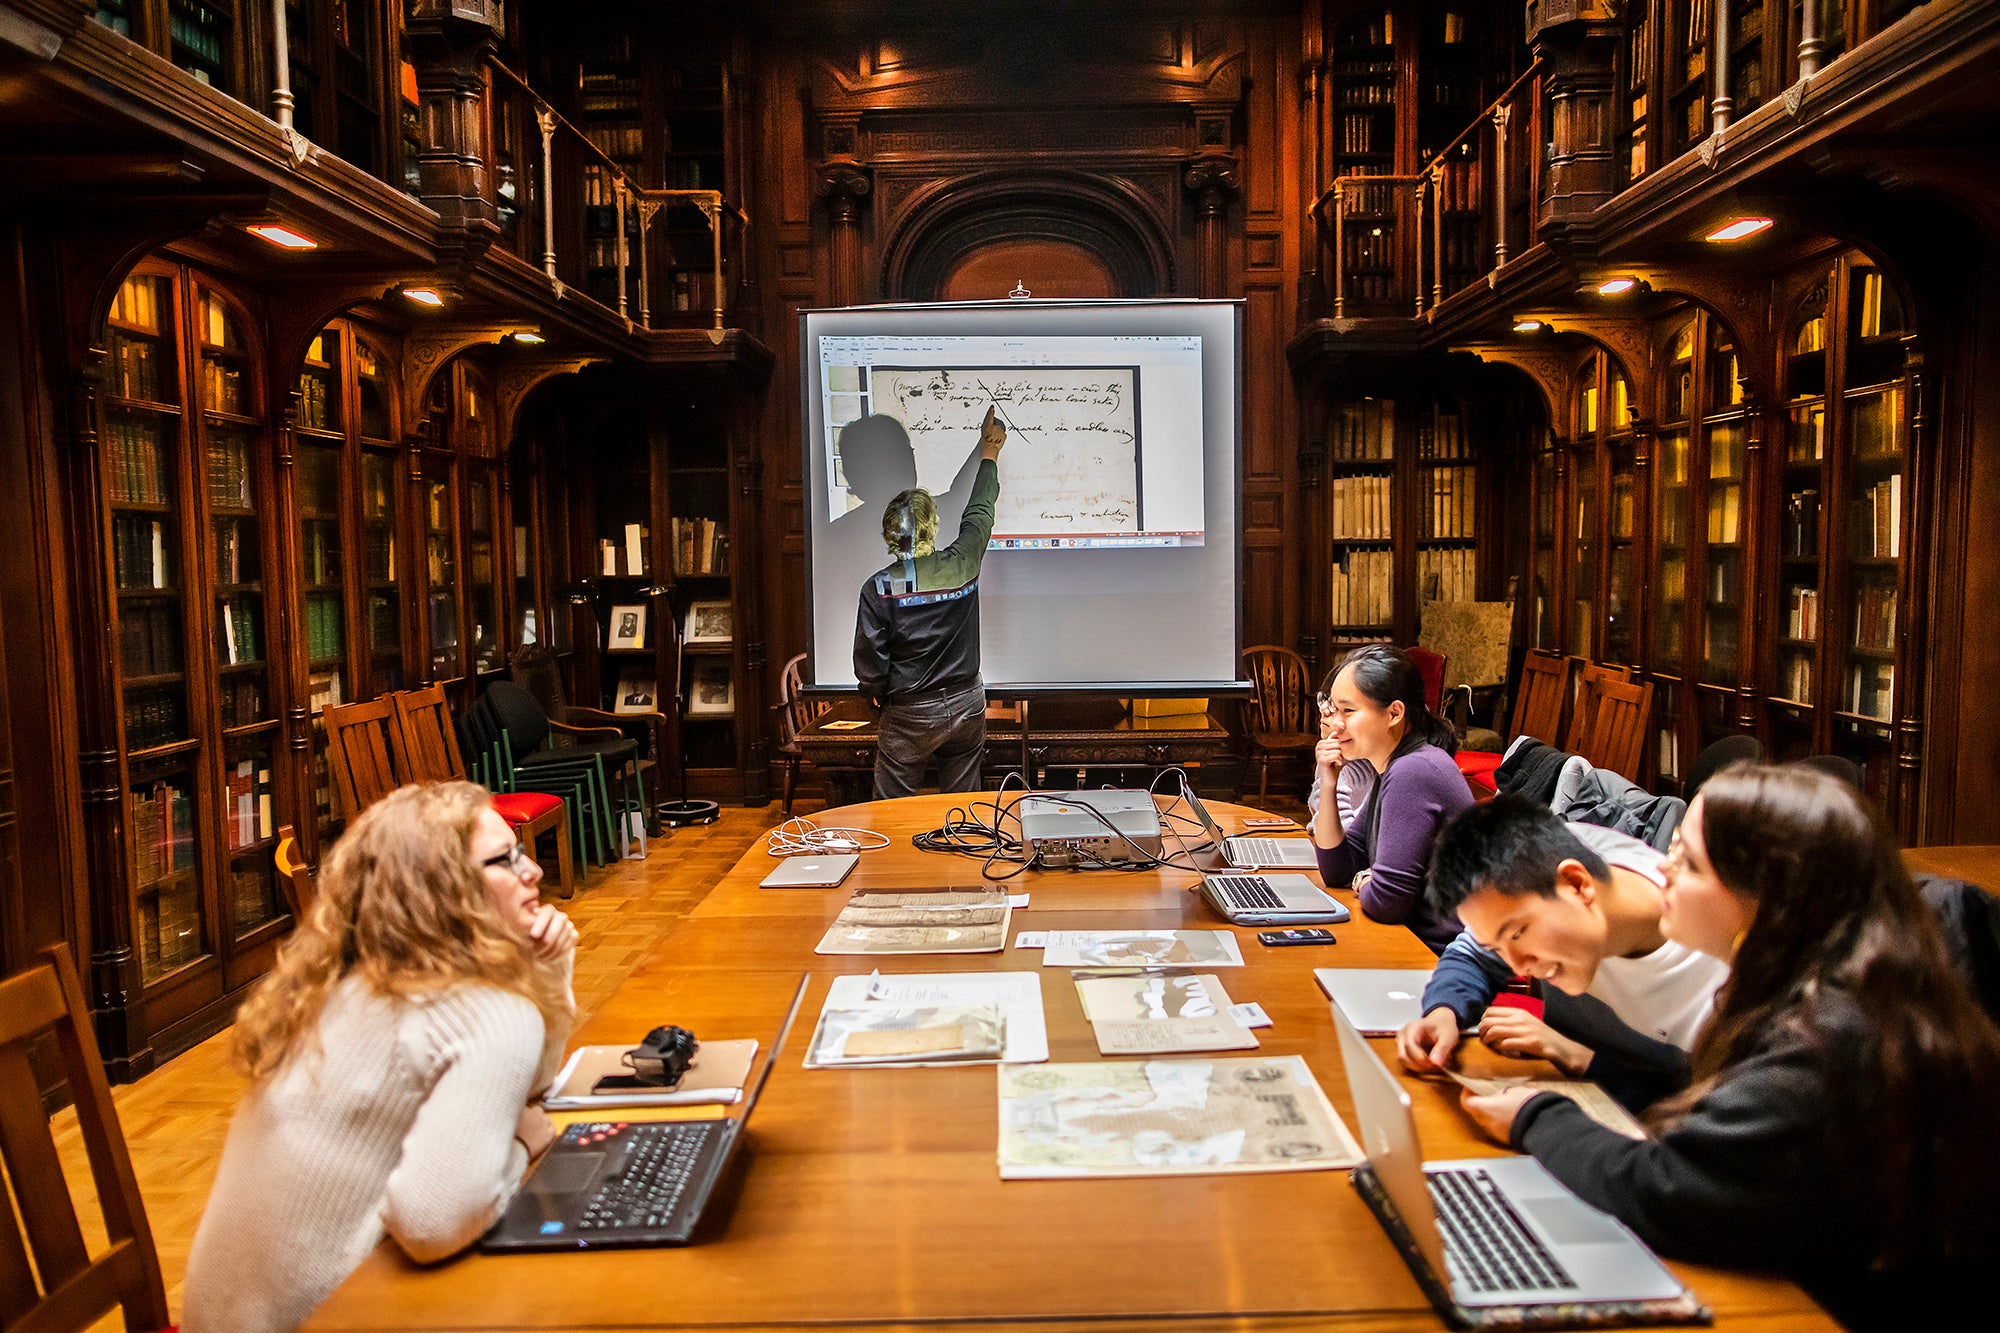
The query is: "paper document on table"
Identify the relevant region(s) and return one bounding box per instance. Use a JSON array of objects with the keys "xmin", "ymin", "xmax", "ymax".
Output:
[
  {"xmin": 807, "ymin": 970, "xmax": 1048, "ymax": 1065},
  {"xmin": 1076, "ymin": 973, "xmax": 1256, "ymax": 1055},
  {"xmin": 997, "ymin": 1055, "xmax": 1362, "ymax": 1179},
  {"xmin": 814, "ymin": 887, "xmax": 1011, "ymax": 955},
  {"xmin": 1438, "ymin": 1068, "xmax": 1648, "ymax": 1140},
  {"xmin": 806, "ymin": 1005, "xmax": 1005, "ymax": 1066},
  {"xmin": 1041, "ymin": 930, "xmax": 1244, "ymax": 968}
]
